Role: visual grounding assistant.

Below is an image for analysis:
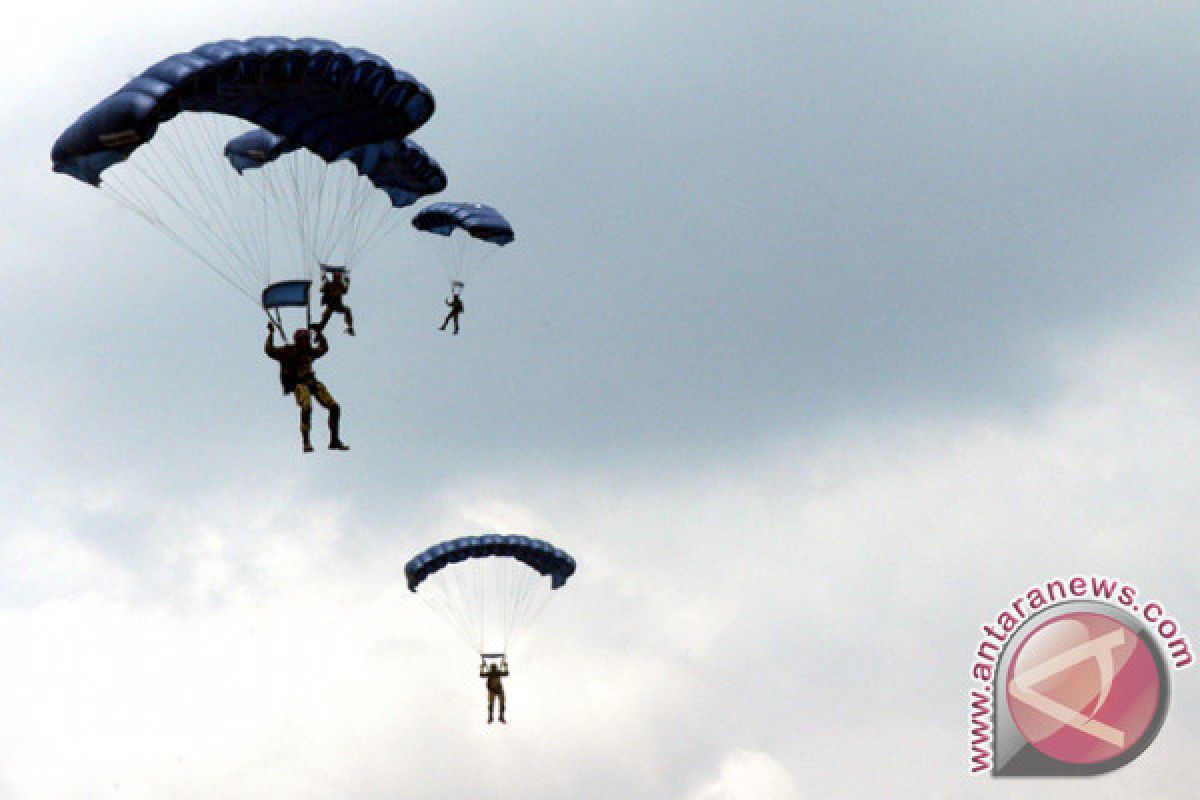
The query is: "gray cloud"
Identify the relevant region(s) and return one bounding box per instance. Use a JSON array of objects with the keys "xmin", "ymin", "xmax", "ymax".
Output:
[{"xmin": 3, "ymin": 2, "xmax": 1200, "ymax": 798}]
